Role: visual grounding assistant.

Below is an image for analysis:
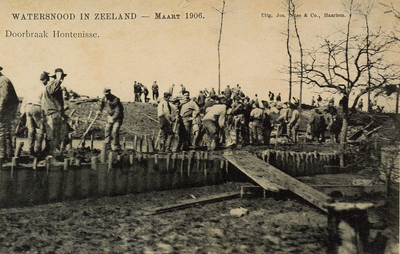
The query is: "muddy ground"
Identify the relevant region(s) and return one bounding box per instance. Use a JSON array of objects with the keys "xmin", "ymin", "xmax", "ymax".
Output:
[{"xmin": 5, "ymin": 101, "xmax": 399, "ymax": 253}]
